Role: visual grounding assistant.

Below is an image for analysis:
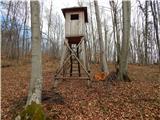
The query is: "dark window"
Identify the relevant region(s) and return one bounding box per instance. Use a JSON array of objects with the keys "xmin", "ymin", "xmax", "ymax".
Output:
[{"xmin": 71, "ymin": 14, "xmax": 79, "ymax": 20}]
